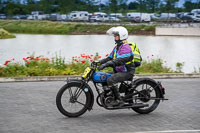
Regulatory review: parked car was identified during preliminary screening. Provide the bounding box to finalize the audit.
[151,13,176,21]
[12,15,20,19]
[90,14,102,22]
[133,16,141,22]
[108,17,120,22]
[27,15,34,20]
[19,15,28,19]
[126,12,141,19]
[179,12,195,22]
[140,13,151,22]
[110,13,123,18]
[193,13,200,22]
[49,13,62,21]
[0,14,6,19]
[93,12,109,22]
[151,13,160,20]
[191,9,200,14]
[69,11,89,21]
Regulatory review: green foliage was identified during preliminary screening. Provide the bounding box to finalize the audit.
[0,20,156,35]
[0,20,76,34]
[193,66,200,74]
[184,1,200,12]
[0,53,186,77]
[176,62,184,73]
[135,58,172,74]
[0,28,16,39]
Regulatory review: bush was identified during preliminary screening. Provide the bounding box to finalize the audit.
[176,62,184,73]
[0,53,184,77]
[135,58,172,74]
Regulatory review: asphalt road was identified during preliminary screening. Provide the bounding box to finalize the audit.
[0,78,200,133]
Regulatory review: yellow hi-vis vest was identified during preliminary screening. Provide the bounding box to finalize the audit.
[114,42,142,65]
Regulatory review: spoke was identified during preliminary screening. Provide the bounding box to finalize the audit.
[149,88,154,92]
[146,86,153,92]
[135,90,146,97]
[142,84,144,90]
[74,103,77,112]
[75,100,86,106]
[68,87,73,97]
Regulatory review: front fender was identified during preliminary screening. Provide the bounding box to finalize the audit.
[66,79,94,111]
[133,78,165,98]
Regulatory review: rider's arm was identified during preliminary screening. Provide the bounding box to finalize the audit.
[103,44,133,67]
[99,57,112,64]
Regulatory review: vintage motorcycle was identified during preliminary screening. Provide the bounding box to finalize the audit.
[56,62,168,117]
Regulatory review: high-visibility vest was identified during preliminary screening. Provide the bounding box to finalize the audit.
[114,42,142,66]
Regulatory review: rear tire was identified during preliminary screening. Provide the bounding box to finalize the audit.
[129,80,161,114]
[56,82,91,117]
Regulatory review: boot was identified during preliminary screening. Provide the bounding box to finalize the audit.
[110,84,124,107]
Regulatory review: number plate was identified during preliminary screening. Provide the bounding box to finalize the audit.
[82,67,91,78]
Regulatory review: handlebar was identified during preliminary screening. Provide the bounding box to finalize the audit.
[91,61,99,70]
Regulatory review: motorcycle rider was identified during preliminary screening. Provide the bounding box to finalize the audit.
[98,26,135,107]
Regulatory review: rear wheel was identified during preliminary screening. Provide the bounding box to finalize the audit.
[56,82,91,117]
[129,80,161,114]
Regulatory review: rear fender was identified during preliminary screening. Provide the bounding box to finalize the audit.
[133,78,165,98]
[65,79,94,111]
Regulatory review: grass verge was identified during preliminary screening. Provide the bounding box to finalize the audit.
[0,20,155,35]
[0,28,16,39]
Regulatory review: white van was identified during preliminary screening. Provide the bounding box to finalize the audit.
[128,13,151,22]
[93,12,109,22]
[126,12,141,19]
[191,9,200,14]
[140,13,151,22]
[110,13,123,18]
[69,11,89,21]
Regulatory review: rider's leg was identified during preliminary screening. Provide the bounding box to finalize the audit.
[107,72,133,106]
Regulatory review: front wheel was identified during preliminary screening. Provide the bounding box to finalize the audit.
[129,80,161,114]
[56,82,91,117]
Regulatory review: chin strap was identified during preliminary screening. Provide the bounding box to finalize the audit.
[115,40,127,46]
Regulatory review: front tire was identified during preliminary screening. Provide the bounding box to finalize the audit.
[56,82,91,117]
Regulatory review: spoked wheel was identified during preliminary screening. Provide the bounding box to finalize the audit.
[129,80,161,114]
[56,82,90,117]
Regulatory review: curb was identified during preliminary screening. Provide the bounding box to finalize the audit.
[0,73,200,83]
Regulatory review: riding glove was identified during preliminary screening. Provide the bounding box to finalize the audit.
[98,60,114,70]
[98,64,106,70]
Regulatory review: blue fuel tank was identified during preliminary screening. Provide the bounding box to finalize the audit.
[92,71,112,83]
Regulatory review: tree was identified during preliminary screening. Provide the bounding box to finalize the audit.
[162,0,179,13]
[109,0,119,13]
[118,0,128,13]
[128,2,139,10]
[83,0,99,12]
[58,0,76,13]
[136,0,147,13]
[146,0,160,12]
[184,1,197,12]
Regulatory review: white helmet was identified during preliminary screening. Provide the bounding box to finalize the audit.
[106,26,128,40]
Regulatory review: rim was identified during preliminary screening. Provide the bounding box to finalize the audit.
[133,83,158,110]
[61,86,87,114]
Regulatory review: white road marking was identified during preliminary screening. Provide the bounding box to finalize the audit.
[120,130,200,133]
